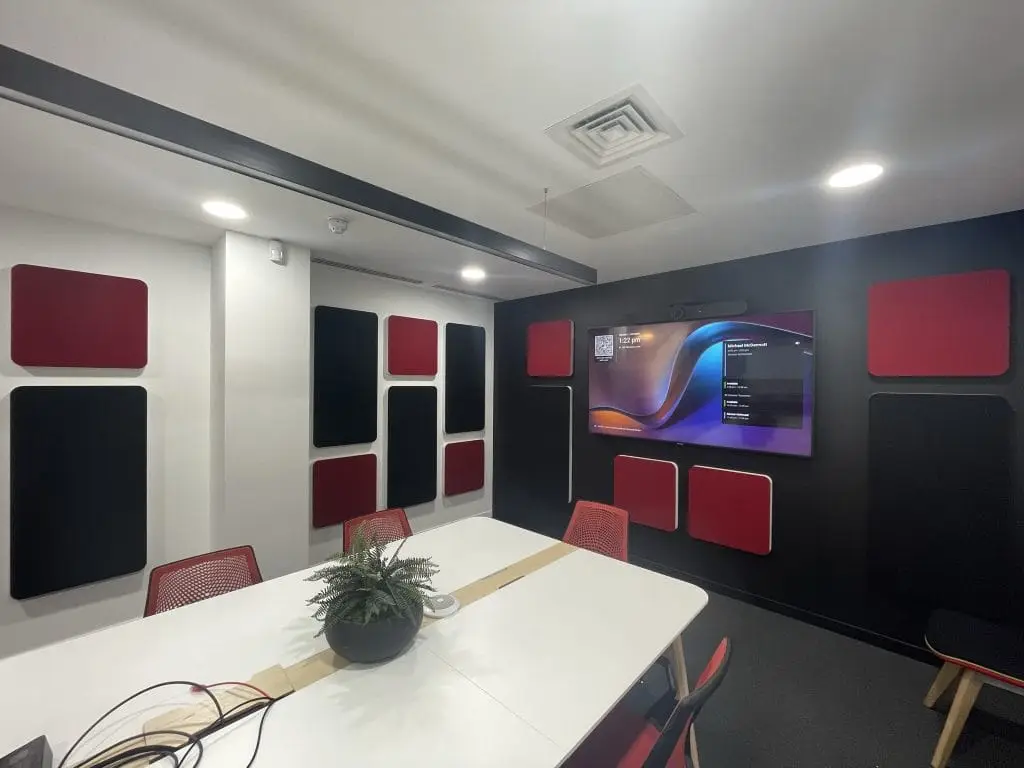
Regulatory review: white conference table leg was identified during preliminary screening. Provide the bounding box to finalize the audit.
[669,635,700,768]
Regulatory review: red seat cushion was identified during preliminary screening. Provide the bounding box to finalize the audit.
[926,609,1024,688]
[562,706,685,768]
[566,637,730,768]
[615,723,686,768]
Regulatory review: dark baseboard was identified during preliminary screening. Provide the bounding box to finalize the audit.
[632,555,937,666]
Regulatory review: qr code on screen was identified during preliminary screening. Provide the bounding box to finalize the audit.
[594,334,614,360]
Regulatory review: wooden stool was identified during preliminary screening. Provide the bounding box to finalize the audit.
[923,609,1024,768]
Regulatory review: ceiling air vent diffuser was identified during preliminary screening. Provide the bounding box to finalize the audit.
[545,85,682,168]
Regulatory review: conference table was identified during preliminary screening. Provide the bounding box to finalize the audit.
[0,517,708,766]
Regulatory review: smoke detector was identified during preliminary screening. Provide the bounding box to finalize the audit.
[545,85,682,168]
[327,217,350,235]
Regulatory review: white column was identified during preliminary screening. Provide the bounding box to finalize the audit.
[210,232,311,578]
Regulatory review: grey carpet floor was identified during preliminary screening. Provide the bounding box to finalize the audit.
[673,591,1024,768]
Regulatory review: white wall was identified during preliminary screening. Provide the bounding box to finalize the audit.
[211,232,311,579]
[309,263,494,565]
[0,206,211,658]
[0,214,492,658]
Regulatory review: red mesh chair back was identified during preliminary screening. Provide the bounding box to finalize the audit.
[643,637,732,768]
[144,546,262,617]
[563,500,629,561]
[343,508,412,552]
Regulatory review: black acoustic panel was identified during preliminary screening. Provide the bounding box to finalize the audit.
[313,306,378,447]
[504,386,573,529]
[445,323,486,434]
[868,394,1014,621]
[10,386,147,599]
[387,386,438,508]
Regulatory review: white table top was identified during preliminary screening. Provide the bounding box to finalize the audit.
[0,517,707,766]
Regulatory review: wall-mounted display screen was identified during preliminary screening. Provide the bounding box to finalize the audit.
[589,310,814,457]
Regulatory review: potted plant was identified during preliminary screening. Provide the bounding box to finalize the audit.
[306,533,439,663]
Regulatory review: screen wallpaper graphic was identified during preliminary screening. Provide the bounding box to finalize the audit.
[589,311,814,457]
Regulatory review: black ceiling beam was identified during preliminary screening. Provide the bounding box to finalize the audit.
[0,45,596,286]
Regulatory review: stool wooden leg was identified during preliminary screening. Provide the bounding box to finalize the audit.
[668,636,701,768]
[924,662,962,709]
[931,669,982,768]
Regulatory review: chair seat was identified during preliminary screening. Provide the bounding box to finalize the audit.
[926,609,1024,688]
[614,724,687,768]
[566,638,730,768]
[564,717,687,768]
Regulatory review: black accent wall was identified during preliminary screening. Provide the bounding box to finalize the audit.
[494,209,1024,655]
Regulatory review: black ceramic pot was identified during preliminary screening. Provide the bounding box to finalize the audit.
[323,603,424,663]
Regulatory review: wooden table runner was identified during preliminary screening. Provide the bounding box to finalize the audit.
[283,541,575,690]
[75,667,295,767]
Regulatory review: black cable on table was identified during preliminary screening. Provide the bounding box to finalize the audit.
[57,681,222,768]
[174,696,273,767]
[64,692,278,768]
[58,683,281,768]
[167,696,274,768]
[78,729,200,768]
[61,729,199,768]
[243,700,275,768]
[211,696,271,726]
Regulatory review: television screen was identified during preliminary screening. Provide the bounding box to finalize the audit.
[589,310,814,457]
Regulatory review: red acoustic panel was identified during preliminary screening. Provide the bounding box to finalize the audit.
[527,319,574,377]
[11,264,148,368]
[687,465,772,555]
[444,439,485,497]
[387,315,438,376]
[312,454,377,529]
[868,269,1010,377]
[613,455,679,531]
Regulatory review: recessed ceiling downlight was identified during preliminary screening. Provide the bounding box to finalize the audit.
[460,266,486,283]
[202,200,248,220]
[827,163,884,189]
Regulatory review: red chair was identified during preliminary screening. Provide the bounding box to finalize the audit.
[565,638,732,768]
[343,508,412,552]
[144,546,262,616]
[563,500,629,561]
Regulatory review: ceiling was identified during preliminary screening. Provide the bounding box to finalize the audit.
[0,98,579,300]
[2,0,1024,286]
